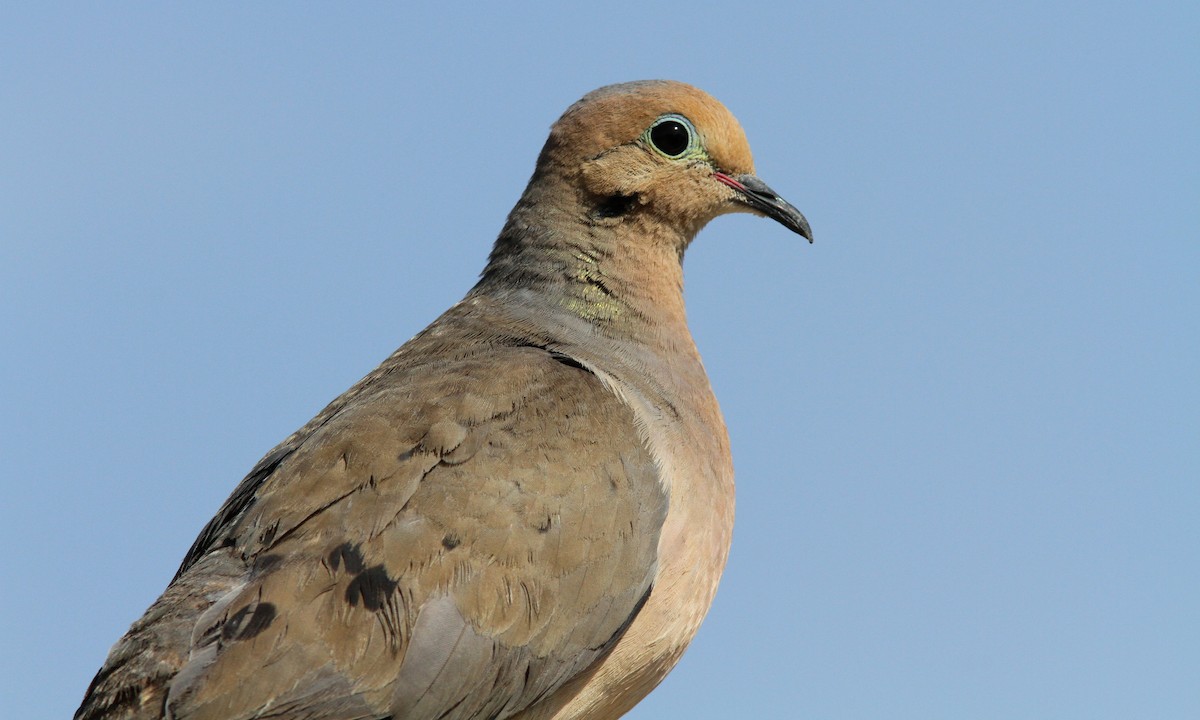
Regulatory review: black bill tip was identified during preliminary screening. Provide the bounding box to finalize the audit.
[715,172,813,243]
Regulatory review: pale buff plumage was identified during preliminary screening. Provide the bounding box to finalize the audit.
[77,80,811,720]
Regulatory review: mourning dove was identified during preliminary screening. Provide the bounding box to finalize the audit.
[76,79,812,720]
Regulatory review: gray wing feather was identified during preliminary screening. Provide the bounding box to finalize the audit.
[77,337,666,720]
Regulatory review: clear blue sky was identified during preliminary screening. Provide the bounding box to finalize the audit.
[3,3,1196,718]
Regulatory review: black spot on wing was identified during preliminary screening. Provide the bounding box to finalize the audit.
[327,542,366,574]
[345,565,398,612]
[257,519,279,546]
[252,553,284,576]
[222,602,277,641]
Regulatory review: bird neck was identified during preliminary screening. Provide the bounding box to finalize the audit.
[472,173,695,348]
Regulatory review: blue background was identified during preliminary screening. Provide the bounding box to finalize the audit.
[3,3,1196,718]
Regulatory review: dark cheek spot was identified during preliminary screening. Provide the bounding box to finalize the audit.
[593,193,637,219]
[345,566,398,612]
[442,533,460,550]
[222,602,277,641]
[536,516,552,533]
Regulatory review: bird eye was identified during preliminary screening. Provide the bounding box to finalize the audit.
[647,115,694,158]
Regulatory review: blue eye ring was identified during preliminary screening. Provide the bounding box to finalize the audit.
[645,114,697,158]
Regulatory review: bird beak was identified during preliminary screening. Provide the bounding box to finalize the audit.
[714,172,813,243]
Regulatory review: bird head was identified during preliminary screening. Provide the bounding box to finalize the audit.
[538,80,812,243]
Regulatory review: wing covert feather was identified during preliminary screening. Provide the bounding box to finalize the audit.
[83,343,667,720]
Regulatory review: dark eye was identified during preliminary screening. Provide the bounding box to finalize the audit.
[649,118,691,157]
